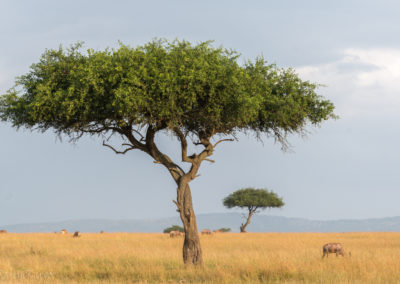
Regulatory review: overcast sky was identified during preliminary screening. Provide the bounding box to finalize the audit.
[1,0,400,225]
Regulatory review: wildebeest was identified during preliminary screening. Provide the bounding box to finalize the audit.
[61,229,67,235]
[73,231,81,238]
[322,243,345,258]
[201,229,212,235]
[99,230,104,234]
[0,229,7,234]
[169,230,183,238]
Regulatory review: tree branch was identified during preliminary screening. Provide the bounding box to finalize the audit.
[102,141,135,154]
[173,127,193,163]
[121,127,147,152]
[172,200,181,212]
[145,125,185,180]
[214,138,234,148]
[132,127,145,141]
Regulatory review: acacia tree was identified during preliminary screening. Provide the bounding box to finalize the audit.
[163,225,184,233]
[223,188,284,232]
[0,39,335,265]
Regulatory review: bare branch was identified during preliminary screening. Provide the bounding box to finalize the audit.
[172,200,181,212]
[204,158,215,163]
[132,128,145,139]
[121,127,147,152]
[102,141,135,154]
[173,127,193,163]
[214,138,234,148]
[82,125,123,134]
[144,126,186,179]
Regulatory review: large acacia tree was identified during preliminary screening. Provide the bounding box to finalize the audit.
[0,40,335,265]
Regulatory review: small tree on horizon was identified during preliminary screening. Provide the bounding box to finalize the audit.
[223,188,284,233]
[217,228,231,232]
[0,39,335,265]
[163,225,184,233]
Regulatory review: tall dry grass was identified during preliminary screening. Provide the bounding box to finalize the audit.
[0,232,399,283]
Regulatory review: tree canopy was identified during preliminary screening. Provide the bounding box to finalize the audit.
[223,188,284,232]
[0,39,335,148]
[223,188,284,211]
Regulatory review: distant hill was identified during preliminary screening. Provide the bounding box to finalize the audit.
[2,213,400,233]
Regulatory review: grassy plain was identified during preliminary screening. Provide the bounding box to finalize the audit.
[0,232,399,283]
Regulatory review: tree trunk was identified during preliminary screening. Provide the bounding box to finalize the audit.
[240,210,254,233]
[177,183,203,265]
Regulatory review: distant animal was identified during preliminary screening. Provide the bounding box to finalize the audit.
[322,243,345,258]
[0,230,7,234]
[201,229,212,235]
[73,231,81,238]
[169,230,183,238]
[100,230,104,234]
[61,229,67,235]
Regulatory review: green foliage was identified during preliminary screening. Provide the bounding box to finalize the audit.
[223,188,284,210]
[217,228,231,232]
[163,225,184,233]
[0,39,336,146]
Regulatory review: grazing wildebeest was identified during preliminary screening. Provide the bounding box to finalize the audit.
[201,229,212,235]
[169,230,183,238]
[99,230,104,234]
[0,230,7,234]
[322,243,345,258]
[61,229,67,235]
[73,231,81,238]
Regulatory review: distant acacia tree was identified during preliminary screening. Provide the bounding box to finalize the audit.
[0,39,335,265]
[164,225,184,233]
[223,188,284,232]
[216,228,231,232]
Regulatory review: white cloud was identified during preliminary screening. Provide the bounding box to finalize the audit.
[296,48,400,118]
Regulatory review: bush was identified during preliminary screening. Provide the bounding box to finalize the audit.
[163,225,184,233]
[217,228,231,232]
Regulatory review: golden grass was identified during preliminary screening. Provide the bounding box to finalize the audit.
[0,232,399,283]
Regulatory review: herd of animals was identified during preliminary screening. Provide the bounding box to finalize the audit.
[0,228,349,258]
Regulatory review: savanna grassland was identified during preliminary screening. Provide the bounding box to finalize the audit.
[0,232,399,283]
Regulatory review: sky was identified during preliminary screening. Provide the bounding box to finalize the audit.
[1,0,400,225]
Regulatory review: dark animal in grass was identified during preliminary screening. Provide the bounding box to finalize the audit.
[0,230,7,234]
[322,243,346,258]
[201,229,212,235]
[169,230,183,238]
[73,231,81,238]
